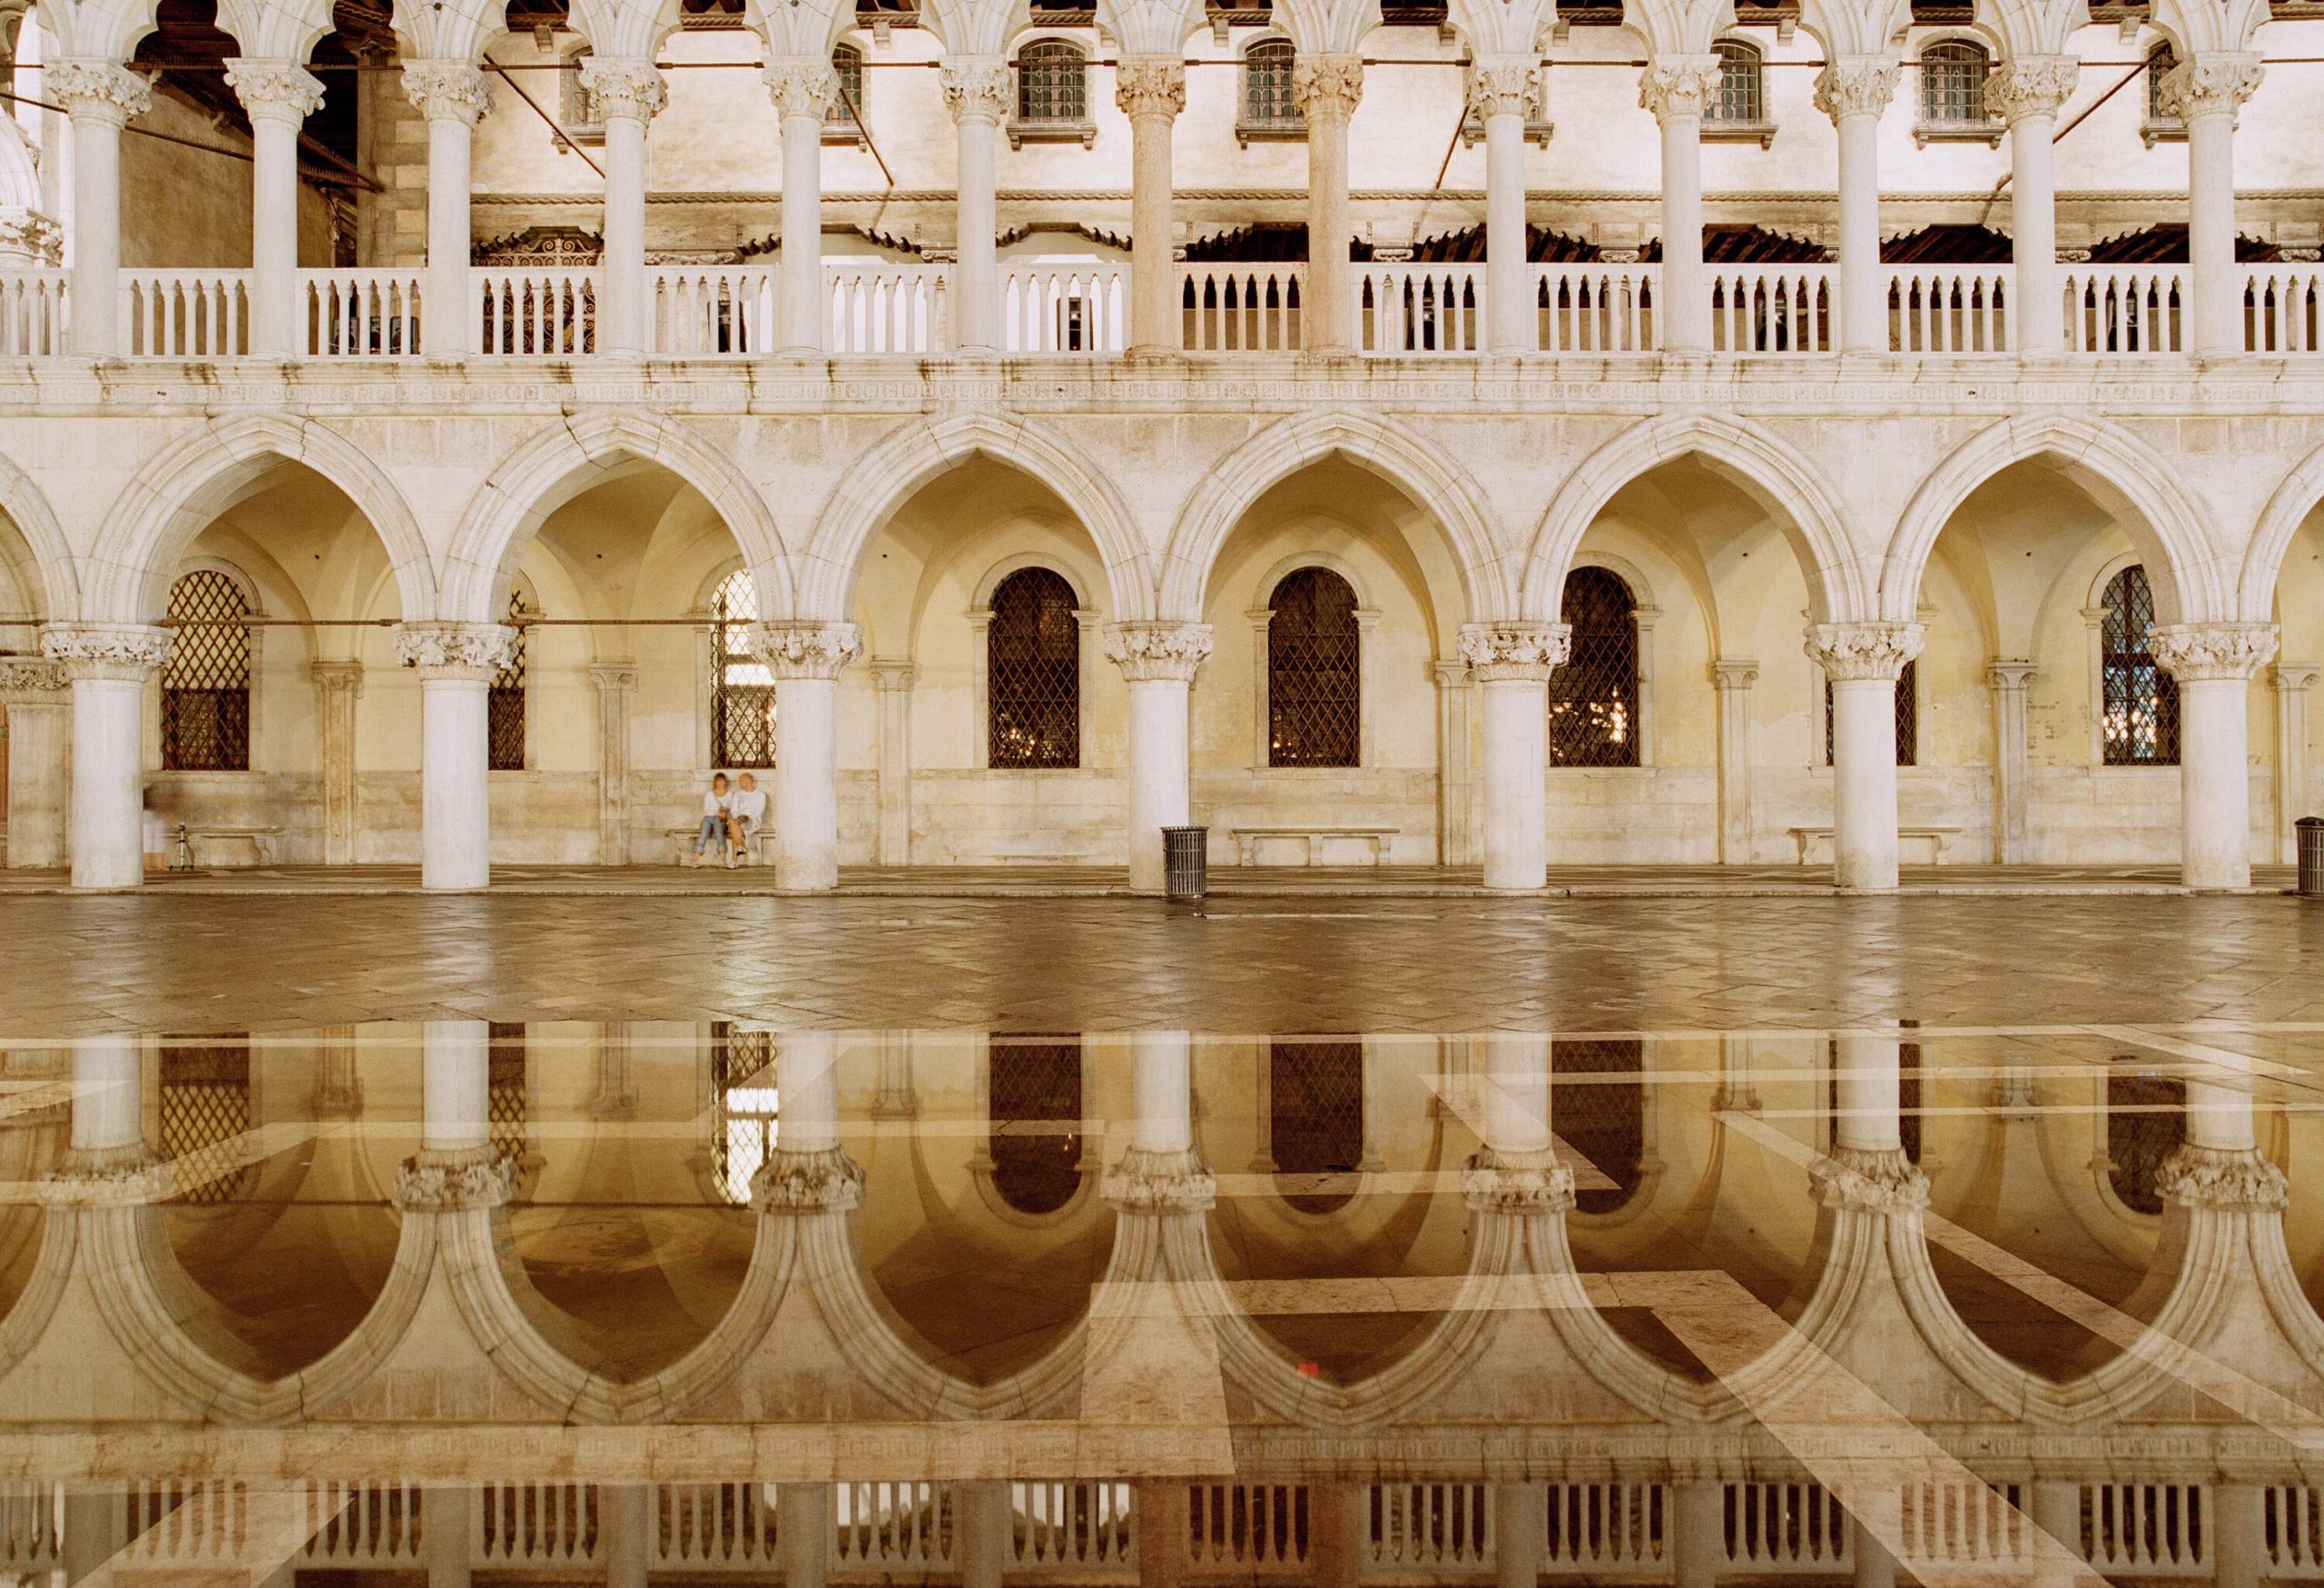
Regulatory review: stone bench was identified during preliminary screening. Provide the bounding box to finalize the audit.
[168,824,283,869]
[665,824,777,865]
[1227,825,1398,866]
[1788,824,1963,867]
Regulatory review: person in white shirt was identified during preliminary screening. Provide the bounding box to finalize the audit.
[727,772,768,868]
[689,774,733,867]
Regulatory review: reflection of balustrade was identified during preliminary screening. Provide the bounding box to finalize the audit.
[655,1482,780,1571]
[473,1481,599,1567]
[833,1480,952,1571]
[2082,1483,2209,1578]
[1187,1482,1309,1574]
[1723,1482,1851,1573]
[0,1482,61,1578]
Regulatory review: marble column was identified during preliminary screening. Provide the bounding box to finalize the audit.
[871,658,914,864]
[41,624,169,891]
[394,621,517,892]
[765,60,838,355]
[1669,1480,1724,1588]
[755,621,863,892]
[601,1484,648,1588]
[61,1490,127,1586]
[1136,1484,1188,1588]
[779,1486,831,1588]
[1638,56,1721,354]
[941,58,1009,352]
[1986,659,2035,863]
[1461,623,1569,892]
[1292,54,1363,356]
[400,62,491,359]
[47,61,152,360]
[1849,1487,1900,1588]
[2212,1484,2262,1588]
[1117,55,1185,357]
[1,656,70,869]
[1494,1484,1547,1588]
[1433,658,1472,864]
[579,58,667,358]
[1806,622,1924,892]
[955,1482,1009,1588]
[1308,1486,1365,1588]
[1813,58,1896,354]
[2160,55,2264,357]
[1710,657,1757,863]
[2149,622,2275,891]
[1470,58,1535,354]
[312,660,362,866]
[424,1487,472,1588]
[588,663,636,865]
[225,60,325,358]
[1104,622,1212,894]
[2273,661,2316,862]
[1985,59,2076,353]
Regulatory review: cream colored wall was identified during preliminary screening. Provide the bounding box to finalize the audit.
[114,90,337,270]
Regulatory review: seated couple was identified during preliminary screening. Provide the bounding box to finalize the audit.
[690,772,766,869]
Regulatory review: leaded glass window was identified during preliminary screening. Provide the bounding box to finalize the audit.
[1823,659,1918,767]
[830,43,863,127]
[162,569,251,772]
[1918,40,1994,127]
[1556,1039,1643,1215]
[161,1037,257,1205]
[711,568,776,769]
[1267,567,1360,768]
[988,567,1080,769]
[712,1021,778,1207]
[2146,44,2178,123]
[1016,41,1087,124]
[488,590,529,773]
[1709,40,1762,124]
[1550,567,1640,767]
[1269,1039,1364,1214]
[1244,39,1300,127]
[988,1035,1083,1216]
[2101,565,2179,765]
[2106,1070,2184,1214]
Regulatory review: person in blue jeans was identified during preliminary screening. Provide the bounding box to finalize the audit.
[689,773,734,867]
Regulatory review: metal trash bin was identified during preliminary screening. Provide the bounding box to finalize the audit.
[2299,816,2324,897]
[1162,825,1208,901]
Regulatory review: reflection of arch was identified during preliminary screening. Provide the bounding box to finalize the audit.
[981,1035,1088,1218]
[1556,1040,1646,1217]
[2238,439,2324,620]
[1268,1038,1365,1214]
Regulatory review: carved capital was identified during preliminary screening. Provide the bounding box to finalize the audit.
[223,59,326,123]
[46,61,154,124]
[1709,656,1759,692]
[2155,1142,2290,1212]
[0,655,70,695]
[39,1144,172,1206]
[1813,57,1897,123]
[1637,54,1723,123]
[1809,1145,1930,1213]
[1459,622,1571,682]
[1103,1147,1216,1212]
[310,659,364,696]
[2147,621,2279,684]
[1113,54,1186,120]
[1986,657,2038,692]
[751,621,863,680]
[1805,621,1925,683]
[1462,1146,1577,1213]
[2158,54,2262,122]
[940,57,1012,123]
[764,58,840,122]
[0,210,63,266]
[751,1145,865,1210]
[1103,621,1212,683]
[401,59,491,125]
[394,621,517,678]
[41,624,170,682]
[394,1147,516,1211]
[1291,53,1363,120]
[577,55,667,123]
[1465,57,1538,123]
[1984,55,2078,123]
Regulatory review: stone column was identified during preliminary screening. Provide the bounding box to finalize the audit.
[1806,623,1924,893]
[1460,623,1569,892]
[424,1487,472,1588]
[2212,1483,2262,1588]
[1308,1486,1365,1588]
[1494,1484,1545,1588]
[311,660,362,866]
[1849,1490,1899,1588]
[2029,1482,2078,1564]
[40,624,168,891]
[1104,622,1212,894]
[1710,657,1757,863]
[1986,659,2035,863]
[48,62,152,360]
[778,1485,831,1588]
[2160,55,2263,357]
[765,60,837,355]
[2148,622,2275,891]
[942,58,1009,352]
[588,663,635,865]
[956,1482,1009,1588]
[224,60,324,358]
[601,1484,648,1588]
[754,621,863,892]
[1984,58,2076,353]
[61,1489,128,1586]
[2273,661,2316,861]
[1292,54,1363,357]
[1433,659,1472,864]
[393,622,517,892]
[1470,57,1535,354]
[1,656,70,869]
[580,58,666,358]
[1116,56,1185,357]
[872,658,914,865]
[1669,1480,1724,1588]
[1638,56,1720,355]
[1137,1484,1188,1588]
[1813,58,1896,355]
[401,62,490,359]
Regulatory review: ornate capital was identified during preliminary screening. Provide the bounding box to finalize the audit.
[1465,57,1539,123]
[1113,54,1186,120]
[1809,1145,1930,1213]
[2155,1142,2290,1212]
[1462,1147,1576,1214]
[1805,621,1925,683]
[752,1145,865,1211]
[0,655,70,695]
[401,59,491,125]
[310,659,364,697]
[1983,55,2078,123]
[223,59,326,123]
[2158,54,2263,123]
[764,58,840,122]
[2147,621,2279,684]
[0,210,63,266]
[941,56,1012,123]
[1812,57,1897,123]
[395,621,517,677]
[2275,662,2322,693]
[39,1144,172,1207]
[1986,657,2038,692]
[41,623,170,681]
[1709,656,1759,692]
[46,61,154,124]
[1637,54,1722,123]
[1291,53,1364,120]
[1103,1147,1216,1213]
[578,55,667,123]
[1459,622,1571,682]
[752,621,863,680]
[1103,621,1212,683]
[394,1147,516,1211]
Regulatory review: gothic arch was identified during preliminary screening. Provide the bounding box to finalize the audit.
[2239,439,2324,621]
[0,447,77,622]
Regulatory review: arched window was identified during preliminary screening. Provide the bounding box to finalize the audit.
[1243,39,1301,129]
[1824,660,1918,767]
[710,567,776,768]
[162,568,251,772]
[1550,567,1640,767]
[2106,1069,2184,1214]
[830,43,863,128]
[2100,564,2179,765]
[160,1036,257,1205]
[1918,40,1994,126]
[1269,1038,1364,1214]
[987,567,1080,769]
[561,43,604,139]
[2145,42,2179,124]
[988,1035,1084,1216]
[1267,567,1360,767]
[1708,39,1763,125]
[711,1021,777,1207]
[1556,1039,1643,1215]
[488,588,529,772]
[1016,41,1088,124]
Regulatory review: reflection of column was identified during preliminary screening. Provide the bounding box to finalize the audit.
[425,1488,472,1588]
[1137,1484,1187,1588]
[1986,659,2035,864]
[764,60,837,355]
[1115,56,1184,357]
[42,624,170,891]
[2030,1483,2078,1571]
[1,656,70,869]
[1849,1488,1899,1588]
[1832,1024,1903,1156]
[602,1484,648,1588]
[872,659,914,865]
[1308,1486,1365,1588]
[61,1491,127,1586]
[1433,660,1472,865]
[1292,54,1363,357]
[2213,1484,2262,1588]
[589,1023,636,1119]
[1670,1482,1724,1588]
[956,1482,1009,1588]
[2272,662,2316,862]
[1461,623,1567,891]
[588,663,636,865]
[1639,57,1721,354]
[779,1485,831,1588]
[312,661,363,866]
[1710,657,1758,863]
[1129,1031,1193,1158]
[756,622,864,893]
[396,623,517,892]
[1494,1484,1544,1588]
[71,1035,147,1160]
[420,1020,490,1155]
[1105,623,1212,894]
[313,1025,364,1118]
[2149,623,2276,891]
[1984,59,2076,353]
[1806,623,1924,893]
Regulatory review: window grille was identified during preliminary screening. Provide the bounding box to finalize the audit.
[1267,567,1361,768]
[2146,44,2178,122]
[830,44,863,126]
[1269,1038,1364,1214]
[988,1035,1084,1216]
[488,591,529,772]
[1016,41,1088,123]
[710,568,777,768]
[711,1021,778,1206]
[988,567,1081,769]
[1918,40,1994,126]
[2101,565,2179,765]
[2106,1070,2185,1214]
[1243,39,1301,127]
[562,45,602,133]
[1550,567,1640,767]
[487,1022,528,1165]
[160,1038,258,1205]
[1823,658,1918,767]
[1709,40,1762,124]
[162,569,251,772]
[1556,1039,1643,1214]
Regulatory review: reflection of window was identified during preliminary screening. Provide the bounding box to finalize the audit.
[1556,1040,1643,1214]
[2106,1070,2185,1214]
[1269,1039,1364,1214]
[829,44,863,128]
[1242,39,1300,129]
[161,1037,257,1204]
[162,569,251,772]
[711,568,776,769]
[1550,567,1639,767]
[1824,659,1918,767]
[713,1021,778,1206]
[988,568,1080,769]
[1016,41,1087,123]
[2101,565,2178,765]
[1918,40,1993,126]
[988,1035,1083,1216]
[487,1022,527,1163]
[488,589,529,772]
[1267,567,1360,768]
[1708,40,1762,124]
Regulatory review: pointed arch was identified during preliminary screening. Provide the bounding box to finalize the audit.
[2239,439,2324,621]
[1882,412,2227,626]
[1160,409,1508,622]
[0,448,78,623]
[85,415,437,624]
[801,411,1153,621]
[444,411,792,624]
[1523,413,1865,624]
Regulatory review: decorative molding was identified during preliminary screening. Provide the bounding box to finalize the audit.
[576,56,667,123]
[1636,55,1723,124]
[45,61,154,123]
[1813,58,1898,123]
[0,656,69,695]
[1102,621,1212,682]
[764,59,841,122]
[392,621,518,676]
[1459,622,1571,682]
[40,624,170,681]
[1984,55,2080,123]
[940,58,1011,123]
[751,1145,865,1210]
[2146,621,2279,683]
[1290,53,1364,121]
[401,60,492,126]
[1113,54,1187,120]
[751,621,863,680]
[1804,621,1925,683]
[2158,54,2264,122]
[393,1148,516,1211]
[223,59,326,123]
[0,211,62,266]
[1102,1147,1216,1212]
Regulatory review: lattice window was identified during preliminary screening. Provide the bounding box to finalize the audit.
[162,569,251,772]
[1823,659,1918,767]
[988,1035,1084,1216]
[161,1038,258,1204]
[988,568,1081,769]
[487,1022,527,1163]
[712,1021,777,1207]
[1016,41,1088,123]
[830,44,863,126]
[2101,565,2179,765]
[1556,1039,1643,1215]
[488,590,530,773]
[1267,567,1360,768]
[2106,1070,2185,1214]
[1243,39,1301,127]
[710,568,777,769]
[1269,1039,1364,1214]
[2146,44,2178,122]
[1709,40,1763,124]
[1550,567,1640,767]
[1918,40,1994,126]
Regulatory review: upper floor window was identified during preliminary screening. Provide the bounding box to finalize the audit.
[1708,40,1763,126]
[2100,564,2179,766]
[988,567,1081,769]
[1825,660,1918,767]
[488,588,529,773]
[829,43,863,130]
[1918,40,1994,127]
[710,567,776,769]
[559,44,604,144]
[1241,38,1302,133]
[2142,43,2184,143]
[1267,567,1360,768]
[162,567,251,772]
[1015,40,1088,128]
[1550,567,1640,767]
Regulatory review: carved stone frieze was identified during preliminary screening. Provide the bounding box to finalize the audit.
[940,58,1012,123]
[2155,1142,2290,1212]
[46,62,154,124]
[401,60,492,126]
[41,624,171,682]
[577,56,668,123]
[1114,55,1187,120]
[1291,54,1364,120]
[224,59,327,123]
[1809,1145,1931,1213]
[764,60,841,122]
[751,621,864,680]
[394,1147,517,1211]
[2157,54,2264,122]
[394,622,519,677]
[1462,1146,1577,1213]
[1636,56,1723,123]
[1984,56,2080,123]
[1813,59,1898,123]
